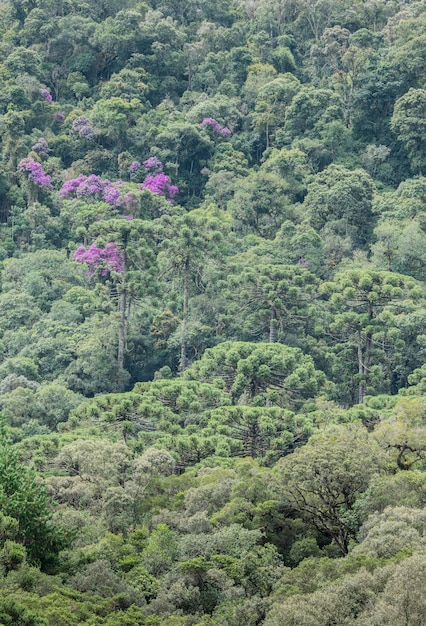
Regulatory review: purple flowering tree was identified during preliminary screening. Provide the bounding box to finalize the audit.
[19,158,52,189]
[140,174,179,202]
[19,157,52,203]
[39,89,53,103]
[74,241,126,367]
[75,216,155,371]
[128,161,140,174]
[31,138,49,158]
[143,156,163,173]
[74,242,124,277]
[139,157,179,203]
[60,175,123,206]
[71,117,95,141]
[200,118,231,138]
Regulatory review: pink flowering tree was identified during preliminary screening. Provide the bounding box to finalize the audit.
[19,158,52,188]
[60,176,138,239]
[140,174,179,202]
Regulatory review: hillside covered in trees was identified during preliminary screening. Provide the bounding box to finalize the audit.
[1,0,426,623]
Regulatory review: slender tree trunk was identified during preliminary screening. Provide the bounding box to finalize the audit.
[358,333,372,404]
[358,302,374,404]
[118,278,126,370]
[269,307,277,343]
[180,256,190,372]
[358,341,365,405]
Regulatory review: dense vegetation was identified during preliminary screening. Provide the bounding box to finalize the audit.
[0,0,426,622]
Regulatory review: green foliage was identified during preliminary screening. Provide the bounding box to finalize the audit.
[304,164,375,249]
[274,424,384,554]
[1,0,426,622]
[0,429,69,567]
[185,341,327,410]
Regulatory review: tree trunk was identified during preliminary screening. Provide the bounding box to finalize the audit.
[269,307,277,343]
[118,279,126,370]
[358,336,365,405]
[180,256,190,372]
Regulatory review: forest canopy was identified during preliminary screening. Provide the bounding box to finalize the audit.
[0,0,426,623]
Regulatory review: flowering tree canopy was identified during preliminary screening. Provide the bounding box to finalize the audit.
[200,118,231,137]
[31,137,49,157]
[74,242,125,276]
[71,117,95,140]
[39,88,52,103]
[140,173,179,202]
[143,156,163,173]
[128,161,140,173]
[139,157,178,202]
[18,157,52,189]
[60,175,123,206]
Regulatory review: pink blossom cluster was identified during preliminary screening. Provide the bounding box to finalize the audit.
[31,137,49,157]
[200,118,231,137]
[39,88,52,103]
[74,242,124,276]
[71,117,94,140]
[19,157,52,189]
[140,173,179,202]
[59,175,123,206]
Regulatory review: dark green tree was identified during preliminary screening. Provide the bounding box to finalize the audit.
[0,422,68,567]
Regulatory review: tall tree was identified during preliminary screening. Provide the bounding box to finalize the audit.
[154,208,230,371]
[321,268,422,403]
[226,263,319,344]
[274,424,383,555]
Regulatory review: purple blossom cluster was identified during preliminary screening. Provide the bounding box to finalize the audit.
[19,157,52,189]
[59,175,123,206]
[138,157,178,201]
[31,137,49,157]
[74,242,124,276]
[143,156,163,173]
[71,117,95,141]
[39,88,53,103]
[128,161,140,173]
[55,112,65,122]
[140,173,179,202]
[200,117,231,137]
